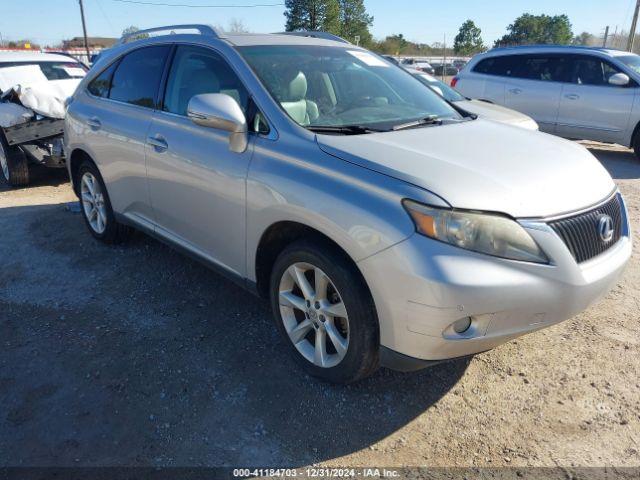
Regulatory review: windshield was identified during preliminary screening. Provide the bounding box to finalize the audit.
[414,74,466,102]
[0,61,87,80]
[239,45,460,130]
[617,55,640,75]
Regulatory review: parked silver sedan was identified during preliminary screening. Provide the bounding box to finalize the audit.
[407,68,538,130]
[64,26,631,383]
[454,45,640,158]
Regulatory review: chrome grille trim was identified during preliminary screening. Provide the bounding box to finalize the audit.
[548,194,624,264]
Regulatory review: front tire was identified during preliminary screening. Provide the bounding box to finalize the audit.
[78,161,132,244]
[0,131,29,187]
[270,240,379,383]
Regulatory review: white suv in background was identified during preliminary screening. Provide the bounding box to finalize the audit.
[453,46,640,158]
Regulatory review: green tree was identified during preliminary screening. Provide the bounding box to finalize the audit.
[121,26,149,41]
[339,0,374,46]
[572,31,597,46]
[494,14,573,47]
[454,20,485,55]
[284,0,341,34]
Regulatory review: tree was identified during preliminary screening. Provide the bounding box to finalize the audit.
[284,0,341,34]
[339,0,374,46]
[121,26,149,41]
[572,31,597,46]
[494,14,573,47]
[228,18,250,33]
[454,20,485,55]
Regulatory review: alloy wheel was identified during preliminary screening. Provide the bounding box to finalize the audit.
[80,172,108,234]
[278,262,350,368]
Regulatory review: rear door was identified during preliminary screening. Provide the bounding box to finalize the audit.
[556,54,636,143]
[144,44,255,276]
[503,54,568,133]
[80,45,171,225]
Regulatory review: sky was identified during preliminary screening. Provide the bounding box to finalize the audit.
[0,0,638,47]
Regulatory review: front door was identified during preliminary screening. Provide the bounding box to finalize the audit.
[556,55,636,144]
[145,44,254,276]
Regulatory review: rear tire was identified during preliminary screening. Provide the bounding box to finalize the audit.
[269,239,379,384]
[0,131,30,187]
[633,131,640,160]
[78,161,132,244]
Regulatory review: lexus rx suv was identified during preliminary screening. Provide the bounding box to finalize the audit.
[64,26,632,383]
[453,45,640,158]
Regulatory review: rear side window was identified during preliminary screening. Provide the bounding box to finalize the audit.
[511,55,570,82]
[474,54,569,82]
[473,56,519,76]
[109,45,170,108]
[87,62,118,98]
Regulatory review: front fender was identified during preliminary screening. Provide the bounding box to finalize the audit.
[245,135,446,281]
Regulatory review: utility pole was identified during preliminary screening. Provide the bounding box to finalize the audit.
[442,33,447,82]
[78,0,91,63]
[603,26,609,47]
[628,0,640,52]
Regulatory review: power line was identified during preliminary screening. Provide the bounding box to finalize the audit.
[111,0,284,7]
[94,0,117,34]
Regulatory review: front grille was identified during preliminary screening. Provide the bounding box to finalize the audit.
[548,194,623,263]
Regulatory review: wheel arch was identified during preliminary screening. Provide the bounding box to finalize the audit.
[68,148,97,195]
[253,220,371,300]
[629,118,640,148]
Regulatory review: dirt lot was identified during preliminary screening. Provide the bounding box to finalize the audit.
[0,142,639,468]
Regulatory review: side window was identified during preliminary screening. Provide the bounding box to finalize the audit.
[569,55,625,86]
[163,45,249,116]
[473,55,519,77]
[87,61,118,98]
[109,45,170,108]
[512,55,570,82]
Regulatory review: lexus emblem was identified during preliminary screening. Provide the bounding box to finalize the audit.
[597,214,614,243]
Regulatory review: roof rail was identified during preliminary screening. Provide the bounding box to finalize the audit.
[490,44,617,52]
[116,24,224,45]
[278,31,351,44]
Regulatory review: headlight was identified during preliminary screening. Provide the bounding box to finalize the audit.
[403,200,548,263]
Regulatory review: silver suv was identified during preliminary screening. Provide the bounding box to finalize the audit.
[64,26,631,383]
[453,45,640,157]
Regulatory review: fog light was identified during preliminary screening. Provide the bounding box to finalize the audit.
[452,317,472,334]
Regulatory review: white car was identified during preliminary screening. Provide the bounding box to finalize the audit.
[453,45,640,158]
[0,51,87,185]
[408,69,538,130]
[401,57,435,74]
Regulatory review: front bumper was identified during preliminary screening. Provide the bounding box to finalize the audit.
[358,200,632,366]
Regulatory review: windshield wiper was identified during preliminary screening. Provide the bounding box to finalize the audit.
[392,115,442,131]
[307,125,387,135]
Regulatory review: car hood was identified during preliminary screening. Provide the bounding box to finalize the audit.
[456,99,538,130]
[316,119,615,218]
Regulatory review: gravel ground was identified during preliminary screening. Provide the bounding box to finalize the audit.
[0,142,638,468]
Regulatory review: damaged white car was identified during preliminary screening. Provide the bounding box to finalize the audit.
[0,51,86,186]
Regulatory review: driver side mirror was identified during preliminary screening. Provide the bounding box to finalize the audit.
[187,93,248,153]
[609,73,630,87]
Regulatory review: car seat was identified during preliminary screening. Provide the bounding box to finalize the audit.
[280,71,319,125]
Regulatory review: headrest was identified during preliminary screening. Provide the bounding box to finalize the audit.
[288,72,307,102]
[187,68,220,93]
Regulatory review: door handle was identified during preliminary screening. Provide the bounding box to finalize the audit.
[147,135,168,151]
[508,88,522,94]
[564,93,580,100]
[86,117,101,129]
